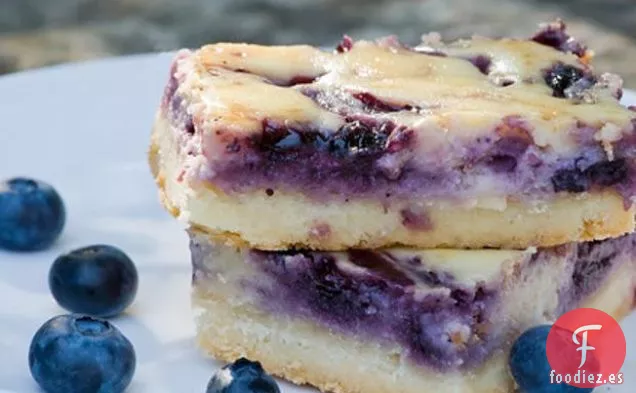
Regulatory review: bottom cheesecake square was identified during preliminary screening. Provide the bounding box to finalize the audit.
[188,230,636,393]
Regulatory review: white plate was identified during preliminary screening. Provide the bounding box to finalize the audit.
[0,54,634,392]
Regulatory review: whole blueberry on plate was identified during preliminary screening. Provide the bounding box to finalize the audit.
[29,314,135,393]
[0,177,65,251]
[207,358,280,393]
[49,245,138,318]
[509,325,593,393]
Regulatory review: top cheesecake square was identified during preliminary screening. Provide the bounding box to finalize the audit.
[150,21,636,251]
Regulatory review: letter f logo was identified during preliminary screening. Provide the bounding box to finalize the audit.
[572,324,602,368]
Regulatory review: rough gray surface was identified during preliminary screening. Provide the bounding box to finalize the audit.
[1,0,635,85]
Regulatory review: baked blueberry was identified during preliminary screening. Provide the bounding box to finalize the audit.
[551,167,589,193]
[551,159,628,193]
[29,315,136,393]
[544,63,585,98]
[509,325,593,393]
[49,245,138,318]
[0,177,65,251]
[328,121,388,157]
[585,159,628,187]
[257,122,320,153]
[206,358,280,393]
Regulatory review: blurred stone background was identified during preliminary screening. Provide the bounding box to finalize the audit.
[0,0,635,85]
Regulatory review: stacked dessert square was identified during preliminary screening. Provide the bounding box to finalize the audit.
[150,21,636,393]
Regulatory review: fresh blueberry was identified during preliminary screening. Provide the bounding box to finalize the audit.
[49,245,138,318]
[0,177,65,251]
[29,314,136,393]
[206,358,280,393]
[509,325,593,393]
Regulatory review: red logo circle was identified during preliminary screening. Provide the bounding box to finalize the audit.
[546,308,626,388]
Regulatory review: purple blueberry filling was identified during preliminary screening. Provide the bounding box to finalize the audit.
[556,233,636,314]
[162,62,180,111]
[466,55,492,75]
[274,75,324,88]
[400,208,432,231]
[189,233,634,371]
[352,92,420,113]
[195,113,634,203]
[531,20,587,58]
[247,249,498,370]
[255,118,394,158]
[479,116,534,173]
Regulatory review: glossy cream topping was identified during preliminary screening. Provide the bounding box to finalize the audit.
[171,35,634,157]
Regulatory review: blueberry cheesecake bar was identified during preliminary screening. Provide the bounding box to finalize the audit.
[190,229,636,393]
[150,21,636,250]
